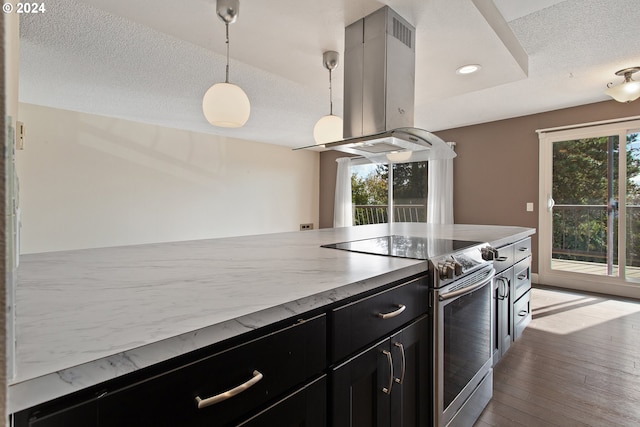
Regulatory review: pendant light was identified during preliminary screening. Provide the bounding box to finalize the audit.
[202,0,250,128]
[314,51,343,145]
[605,67,640,103]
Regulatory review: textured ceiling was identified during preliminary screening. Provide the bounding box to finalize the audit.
[18,0,640,148]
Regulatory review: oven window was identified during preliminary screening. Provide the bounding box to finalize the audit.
[443,284,491,409]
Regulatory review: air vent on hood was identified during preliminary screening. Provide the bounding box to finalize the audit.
[392,17,412,48]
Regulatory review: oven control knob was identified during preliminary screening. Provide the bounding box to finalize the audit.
[452,261,463,276]
[438,263,454,280]
[481,246,498,261]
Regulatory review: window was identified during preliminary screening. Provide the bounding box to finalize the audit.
[351,161,428,225]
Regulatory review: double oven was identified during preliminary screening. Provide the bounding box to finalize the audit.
[323,234,496,427]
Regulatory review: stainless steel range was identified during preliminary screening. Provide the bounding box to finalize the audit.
[429,244,495,427]
[323,235,495,427]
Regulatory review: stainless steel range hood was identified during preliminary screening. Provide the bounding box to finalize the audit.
[297,6,455,162]
[323,127,454,163]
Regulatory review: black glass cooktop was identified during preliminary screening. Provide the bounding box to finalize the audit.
[322,235,482,260]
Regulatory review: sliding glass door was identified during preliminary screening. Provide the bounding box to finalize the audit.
[626,130,640,280]
[539,120,640,294]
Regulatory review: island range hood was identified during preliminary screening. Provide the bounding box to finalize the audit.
[298,6,455,163]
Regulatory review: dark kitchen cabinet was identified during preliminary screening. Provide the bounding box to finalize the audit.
[512,242,532,340]
[13,398,97,427]
[331,315,430,427]
[98,314,326,427]
[237,375,326,427]
[330,275,428,363]
[492,266,513,364]
[14,273,432,427]
[514,288,532,339]
[14,314,326,427]
[492,237,532,366]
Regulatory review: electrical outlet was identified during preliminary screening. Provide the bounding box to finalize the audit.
[16,121,24,150]
[300,223,314,231]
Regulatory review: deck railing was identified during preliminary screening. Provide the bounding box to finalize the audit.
[353,204,427,225]
[552,204,640,267]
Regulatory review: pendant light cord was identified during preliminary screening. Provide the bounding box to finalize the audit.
[328,68,333,115]
[225,22,230,83]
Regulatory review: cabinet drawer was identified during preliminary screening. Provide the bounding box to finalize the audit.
[13,398,97,427]
[514,238,532,264]
[238,375,326,427]
[514,290,531,340]
[330,276,428,363]
[100,314,326,427]
[513,257,531,301]
[493,244,514,274]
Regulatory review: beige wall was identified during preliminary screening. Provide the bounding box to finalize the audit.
[17,104,320,253]
[319,100,640,274]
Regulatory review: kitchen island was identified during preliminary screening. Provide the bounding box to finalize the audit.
[9,223,534,423]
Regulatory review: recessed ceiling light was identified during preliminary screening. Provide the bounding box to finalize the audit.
[456,64,481,75]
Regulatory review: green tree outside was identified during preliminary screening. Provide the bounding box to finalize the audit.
[351,162,428,225]
[552,133,640,267]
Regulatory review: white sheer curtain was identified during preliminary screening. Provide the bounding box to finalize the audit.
[427,143,455,224]
[334,157,353,227]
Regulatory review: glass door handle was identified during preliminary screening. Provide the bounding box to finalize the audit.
[547,195,555,212]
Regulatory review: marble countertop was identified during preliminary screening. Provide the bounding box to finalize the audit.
[9,223,534,413]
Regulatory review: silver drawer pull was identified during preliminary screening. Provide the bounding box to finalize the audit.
[517,274,527,280]
[518,247,528,252]
[378,304,406,319]
[394,342,406,385]
[381,350,394,394]
[195,370,263,409]
[518,310,528,317]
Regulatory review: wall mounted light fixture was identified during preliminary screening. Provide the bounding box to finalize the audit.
[202,0,250,128]
[314,51,343,145]
[605,67,640,103]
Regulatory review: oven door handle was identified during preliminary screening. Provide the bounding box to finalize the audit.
[438,268,496,301]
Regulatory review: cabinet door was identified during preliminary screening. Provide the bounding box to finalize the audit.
[238,375,326,427]
[514,290,532,340]
[389,316,429,427]
[331,338,392,427]
[492,267,513,365]
[492,278,501,364]
[331,316,430,427]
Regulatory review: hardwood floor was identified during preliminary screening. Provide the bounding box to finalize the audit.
[474,285,640,427]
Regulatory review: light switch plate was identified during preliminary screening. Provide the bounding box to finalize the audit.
[526,202,534,212]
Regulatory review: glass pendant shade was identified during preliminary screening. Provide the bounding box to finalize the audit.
[314,114,343,144]
[202,82,251,128]
[605,67,640,103]
[605,80,640,103]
